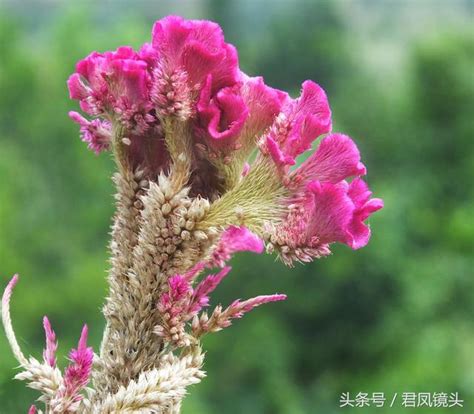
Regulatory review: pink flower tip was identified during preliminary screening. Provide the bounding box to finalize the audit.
[42,316,58,367]
[28,406,37,414]
[2,274,19,308]
[78,324,89,350]
[7,274,19,289]
[63,324,93,397]
[228,293,287,320]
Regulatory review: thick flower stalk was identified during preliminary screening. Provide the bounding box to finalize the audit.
[1,15,382,413]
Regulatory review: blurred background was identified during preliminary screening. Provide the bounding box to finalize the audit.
[0,0,473,413]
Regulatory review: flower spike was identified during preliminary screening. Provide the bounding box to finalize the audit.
[42,316,58,368]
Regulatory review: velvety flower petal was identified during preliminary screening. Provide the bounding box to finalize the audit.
[221,226,264,254]
[295,133,366,185]
[240,75,286,141]
[198,43,240,93]
[208,226,263,268]
[67,73,90,100]
[263,80,331,169]
[152,16,239,91]
[345,178,384,249]
[285,80,332,158]
[138,42,159,65]
[75,51,108,91]
[196,76,249,145]
[307,181,354,245]
[71,47,151,116]
[109,58,149,102]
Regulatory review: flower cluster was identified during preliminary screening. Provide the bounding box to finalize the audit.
[154,225,283,348]
[1,276,93,414]
[2,15,383,414]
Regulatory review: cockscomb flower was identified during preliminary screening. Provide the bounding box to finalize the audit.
[196,79,249,148]
[149,15,239,123]
[264,132,382,265]
[194,74,285,181]
[3,15,383,413]
[151,15,240,100]
[68,46,151,119]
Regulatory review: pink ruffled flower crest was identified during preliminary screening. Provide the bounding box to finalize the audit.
[345,178,385,249]
[195,74,285,162]
[263,80,332,170]
[150,16,241,124]
[196,76,249,149]
[292,133,367,188]
[268,177,382,265]
[151,16,239,93]
[68,46,155,134]
[240,75,287,141]
[69,47,145,110]
[306,178,383,249]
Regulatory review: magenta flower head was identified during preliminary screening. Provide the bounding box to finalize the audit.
[152,16,238,87]
[67,15,382,265]
[68,47,151,119]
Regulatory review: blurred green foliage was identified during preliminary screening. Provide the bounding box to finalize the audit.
[0,1,473,413]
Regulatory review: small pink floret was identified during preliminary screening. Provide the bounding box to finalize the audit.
[63,324,93,397]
